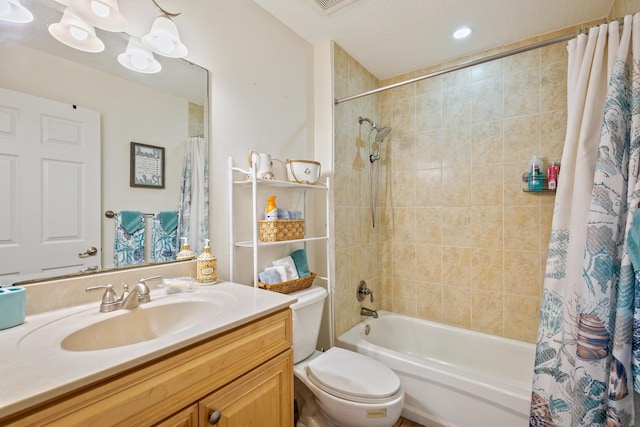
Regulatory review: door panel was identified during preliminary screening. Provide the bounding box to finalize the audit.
[0,88,100,282]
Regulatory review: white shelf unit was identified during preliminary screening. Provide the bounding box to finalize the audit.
[227,157,331,291]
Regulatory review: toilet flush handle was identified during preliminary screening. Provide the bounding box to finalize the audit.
[357,280,374,303]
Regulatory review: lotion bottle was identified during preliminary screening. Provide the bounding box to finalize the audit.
[197,239,217,284]
[176,237,195,260]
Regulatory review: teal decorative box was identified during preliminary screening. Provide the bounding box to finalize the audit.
[0,287,26,330]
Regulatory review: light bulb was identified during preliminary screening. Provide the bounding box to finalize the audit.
[155,33,174,54]
[90,0,110,18]
[131,51,148,70]
[0,0,11,17]
[69,26,89,41]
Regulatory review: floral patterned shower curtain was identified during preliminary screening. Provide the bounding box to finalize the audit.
[531,14,640,427]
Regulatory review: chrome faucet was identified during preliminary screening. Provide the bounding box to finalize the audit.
[360,307,378,319]
[86,283,138,312]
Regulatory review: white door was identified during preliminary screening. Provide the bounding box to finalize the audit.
[0,88,100,283]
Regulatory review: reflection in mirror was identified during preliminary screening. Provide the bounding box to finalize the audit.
[0,0,209,285]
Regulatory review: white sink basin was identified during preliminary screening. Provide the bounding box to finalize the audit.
[18,291,238,352]
[61,300,218,351]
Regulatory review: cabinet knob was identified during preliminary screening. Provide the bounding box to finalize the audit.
[208,410,222,425]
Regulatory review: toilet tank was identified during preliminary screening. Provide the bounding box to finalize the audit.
[289,286,327,363]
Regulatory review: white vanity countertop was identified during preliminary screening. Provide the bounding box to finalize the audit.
[0,281,296,418]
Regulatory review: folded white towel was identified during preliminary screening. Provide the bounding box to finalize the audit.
[259,266,287,284]
[272,256,299,281]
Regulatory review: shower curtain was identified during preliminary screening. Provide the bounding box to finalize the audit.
[178,136,209,256]
[530,15,640,427]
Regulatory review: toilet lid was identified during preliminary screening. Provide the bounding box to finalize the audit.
[305,347,400,403]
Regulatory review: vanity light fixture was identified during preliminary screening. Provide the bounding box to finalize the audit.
[453,26,472,39]
[70,0,127,32]
[0,0,33,23]
[141,0,187,58]
[117,36,161,74]
[48,7,105,53]
[142,14,187,58]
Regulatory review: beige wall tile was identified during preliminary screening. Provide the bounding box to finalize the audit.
[416,244,442,283]
[392,278,418,316]
[442,247,471,287]
[471,76,504,123]
[504,115,541,163]
[504,250,542,296]
[472,290,504,335]
[392,242,416,280]
[393,207,416,243]
[541,62,568,113]
[416,169,442,207]
[504,294,541,342]
[442,84,471,127]
[471,164,504,207]
[416,207,442,245]
[504,69,541,118]
[443,286,472,327]
[416,130,443,170]
[504,206,540,251]
[442,207,472,247]
[471,248,504,292]
[417,282,443,321]
[471,206,503,249]
[471,120,503,164]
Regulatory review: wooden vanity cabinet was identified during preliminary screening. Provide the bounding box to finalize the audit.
[1,309,293,427]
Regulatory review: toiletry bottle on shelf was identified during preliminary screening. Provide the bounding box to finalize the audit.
[197,239,217,284]
[528,155,543,191]
[176,237,195,260]
[265,195,278,220]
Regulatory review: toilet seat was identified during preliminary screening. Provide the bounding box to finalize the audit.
[305,347,401,404]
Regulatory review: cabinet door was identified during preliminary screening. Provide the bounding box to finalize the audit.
[155,404,198,427]
[199,350,293,427]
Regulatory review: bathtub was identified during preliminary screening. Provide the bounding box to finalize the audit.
[336,311,536,427]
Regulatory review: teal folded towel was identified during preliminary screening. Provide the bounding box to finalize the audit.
[159,211,178,233]
[120,211,144,234]
[291,249,311,278]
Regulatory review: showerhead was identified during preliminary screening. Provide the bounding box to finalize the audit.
[372,125,391,143]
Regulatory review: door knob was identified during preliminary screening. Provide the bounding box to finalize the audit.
[78,247,98,257]
[208,410,222,425]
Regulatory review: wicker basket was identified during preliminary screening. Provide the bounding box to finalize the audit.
[258,219,304,242]
[258,273,316,294]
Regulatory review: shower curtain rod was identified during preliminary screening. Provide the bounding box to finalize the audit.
[334,31,581,105]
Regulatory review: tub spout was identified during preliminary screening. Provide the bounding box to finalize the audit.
[361,307,378,319]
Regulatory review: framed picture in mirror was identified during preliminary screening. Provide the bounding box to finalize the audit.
[130,142,165,189]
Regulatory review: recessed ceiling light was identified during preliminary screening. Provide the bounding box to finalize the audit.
[453,26,472,39]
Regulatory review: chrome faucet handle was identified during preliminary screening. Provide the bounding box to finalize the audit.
[86,284,119,312]
[135,275,161,304]
[357,280,374,303]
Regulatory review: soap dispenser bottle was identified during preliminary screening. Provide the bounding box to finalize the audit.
[176,237,195,260]
[197,239,217,284]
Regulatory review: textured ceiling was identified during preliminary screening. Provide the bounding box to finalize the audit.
[253,0,614,80]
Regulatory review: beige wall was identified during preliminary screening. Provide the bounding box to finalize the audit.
[332,3,640,342]
[610,0,640,18]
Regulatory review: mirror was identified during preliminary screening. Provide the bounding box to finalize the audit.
[0,0,209,284]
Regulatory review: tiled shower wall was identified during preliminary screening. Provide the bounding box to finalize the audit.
[374,41,566,343]
[333,44,383,336]
[333,1,639,343]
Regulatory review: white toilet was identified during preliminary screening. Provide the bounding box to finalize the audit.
[290,286,404,427]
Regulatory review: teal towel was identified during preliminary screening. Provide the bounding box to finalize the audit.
[628,210,640,270]
[120,211,144,234]
[159,211,178,233]
[291,249,311,278]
